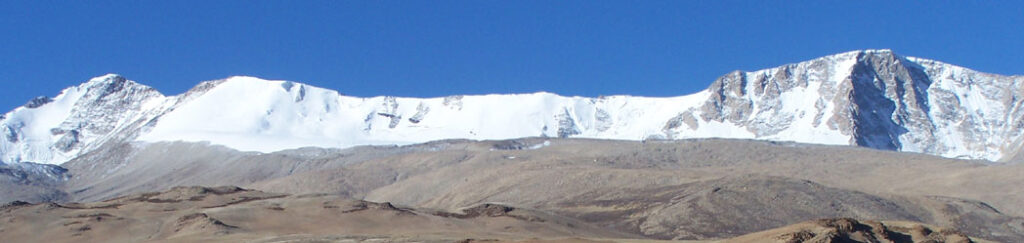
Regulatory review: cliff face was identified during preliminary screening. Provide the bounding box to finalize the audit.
[690,50,1024,161]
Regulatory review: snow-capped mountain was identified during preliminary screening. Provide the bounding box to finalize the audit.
[1,75,165,164]
[2,49,1023,165]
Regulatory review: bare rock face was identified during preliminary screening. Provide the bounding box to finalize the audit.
[53,129,80,152]
[442,95,464,110]
[1,74,168,164]
[593,107,613,132]
[0,162,69,203]
[381,96,402,128]
[60,75,163,138]
[555,109,580,138]
[3,124,17,143]
[408,102,430,124]
[702,70,756,124]
[23,96,53,109]
[836,51,933,150]
[689,50,1024,161]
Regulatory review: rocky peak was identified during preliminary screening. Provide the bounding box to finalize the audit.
[687,49,1024,160]
[688,51,892,146]
[77,74,160,103]
[840,50,935,149]
[23,96,53,109]
[84,74,129,95]
[850,49,933,93]
[47,75,167,157]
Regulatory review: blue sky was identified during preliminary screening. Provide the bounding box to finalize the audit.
[1,1,1022,110]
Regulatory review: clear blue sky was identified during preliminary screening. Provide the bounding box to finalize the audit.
[1,1,1022,111]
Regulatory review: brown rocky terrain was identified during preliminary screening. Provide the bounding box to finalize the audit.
[0,186,640,243]
[726,218,985,243]
[0,186,993,243]
[2,138,1022,242]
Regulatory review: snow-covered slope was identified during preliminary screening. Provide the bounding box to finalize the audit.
[0,75,166,164]
[2,49,1023,165]
[137,77,713,152]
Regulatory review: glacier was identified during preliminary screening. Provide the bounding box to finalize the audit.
[2,49,1023,165]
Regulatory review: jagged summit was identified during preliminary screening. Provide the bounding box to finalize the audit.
[0,74,166,164]
[86,73,125,83]
[2,50,1023,165]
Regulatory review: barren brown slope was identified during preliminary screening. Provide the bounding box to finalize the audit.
[252,139,1024,241]
[28,138,1024,241]
[0,186,994,243]
[0,186,640,243]
[724,218,987,243]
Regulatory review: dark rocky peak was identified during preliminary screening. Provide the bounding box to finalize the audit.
[83,74,130,97]
[79,74,160,101]
[838,50,935,150]
[693,50,939,148]
[0,161,71,184]
[49,75,167,147]
[703,50,889,99]
[848,50,934,120]
[71,74,162,112]
[23,96,53,109]
[852,50,933,88]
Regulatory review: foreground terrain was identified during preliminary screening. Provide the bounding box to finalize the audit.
[2,138,1023,242]
[0,186,986,243]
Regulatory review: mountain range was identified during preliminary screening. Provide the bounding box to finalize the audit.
[2,49,1024,242]
[3,49,1023,166]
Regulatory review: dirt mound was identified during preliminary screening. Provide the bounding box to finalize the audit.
[0,200,30,210]
[128,186,249,202]
[459,203,515,217]
[434,203,544,222]
[333,200,415,215]
[168,213,238,236]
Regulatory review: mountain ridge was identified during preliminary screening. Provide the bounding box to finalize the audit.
[2,49,1023,164]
